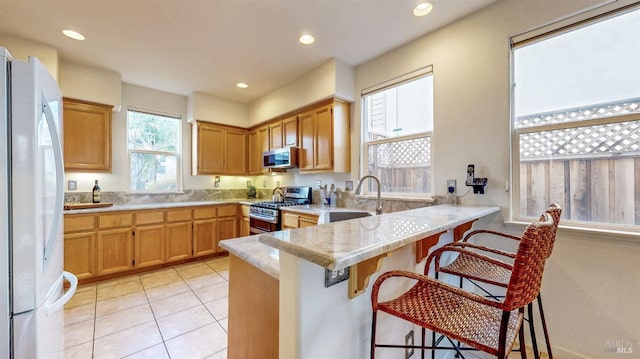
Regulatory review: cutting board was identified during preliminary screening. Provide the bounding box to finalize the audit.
[64,202,114,210]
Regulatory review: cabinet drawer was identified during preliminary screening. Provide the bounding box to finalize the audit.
[64,215,96,233]
[135,211,164,226]
[166,209,192,223]
[193,207,216,220]
[282,213,299,228]
[217,205,237,217]
[98,213,133,229]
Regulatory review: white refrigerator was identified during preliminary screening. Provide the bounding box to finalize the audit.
[1,47,78,358]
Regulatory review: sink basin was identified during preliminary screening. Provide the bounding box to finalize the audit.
[326,211,372,223]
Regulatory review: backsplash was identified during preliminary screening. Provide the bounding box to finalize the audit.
[65,188,448,211]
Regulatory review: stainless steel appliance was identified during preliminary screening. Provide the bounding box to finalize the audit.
[249,186,312,234]
[1,47,78,358]
[262,146,298,169]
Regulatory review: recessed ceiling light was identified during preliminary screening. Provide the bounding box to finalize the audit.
[62,29,85,40]
[236,82,248,89]
[298,34,315,45]
[413,2,433,17]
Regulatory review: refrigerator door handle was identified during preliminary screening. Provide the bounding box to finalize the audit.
[41,91,64,262]
[45,271,78,316]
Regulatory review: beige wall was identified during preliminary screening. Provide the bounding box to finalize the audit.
[248,58,354,125]
[59,60,122,109]
[350,0,639,357]
[0,33,58,80]
[187,91,249,126]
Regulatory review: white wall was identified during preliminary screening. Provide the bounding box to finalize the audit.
[0,33,58,80]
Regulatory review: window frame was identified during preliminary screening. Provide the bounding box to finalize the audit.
[126,107,183,193]
[360,66,434,198]
[509,3,640,232]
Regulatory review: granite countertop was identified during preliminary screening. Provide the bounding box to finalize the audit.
[63,198,261,214]
[218,235,280,280]
[259,204,500,270]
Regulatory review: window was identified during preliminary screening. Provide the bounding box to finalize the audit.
[127,109,181,192]
[511,6,640,230]
[361,67,434,196]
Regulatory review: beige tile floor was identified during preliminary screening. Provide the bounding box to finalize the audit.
[64,256,230,359]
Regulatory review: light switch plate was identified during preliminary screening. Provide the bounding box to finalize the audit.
[68,180,77,191]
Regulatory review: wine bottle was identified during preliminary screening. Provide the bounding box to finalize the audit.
[92,180,101,203]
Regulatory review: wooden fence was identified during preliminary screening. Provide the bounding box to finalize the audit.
[520,157,640,225]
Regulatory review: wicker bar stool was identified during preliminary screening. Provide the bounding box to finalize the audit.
[370,212,557,359]
[432,203,561,359]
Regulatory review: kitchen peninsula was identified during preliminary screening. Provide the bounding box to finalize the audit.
[220,204,500,359]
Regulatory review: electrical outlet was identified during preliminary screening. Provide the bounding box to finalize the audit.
[447,179,456,194]
[345,180,353,191]
[317,180,322,187]
[67,180,77,191]
[263,180,267,187]
[276,181,280,187]
[405,330,414,359]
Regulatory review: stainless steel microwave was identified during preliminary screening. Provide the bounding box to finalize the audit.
[263,147,298,169]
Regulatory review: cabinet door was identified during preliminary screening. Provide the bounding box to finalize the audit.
[63,98,113,172]
[193,219,217,257]
[217,216,238,253]
[97,228,134,276]
[249,126,269,175]
[225,129,248,175]
[314,104,333,171]
[166,222,193,262]
[240,216,250,237]
[196,123,224,174]
[135,224,166,268]
[64,232,96,280]
[283,115,298,147]
[269,121,283,149]
[282,212,299,229]
[298,111,315,171]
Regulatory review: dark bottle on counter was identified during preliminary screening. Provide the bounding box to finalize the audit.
[92,180,101,203]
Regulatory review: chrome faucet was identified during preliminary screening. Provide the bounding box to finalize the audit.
[355,175,383,215]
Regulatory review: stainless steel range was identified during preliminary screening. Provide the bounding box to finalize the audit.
[249,186,312,234]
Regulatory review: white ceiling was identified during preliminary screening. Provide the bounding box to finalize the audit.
[0,0,497,103]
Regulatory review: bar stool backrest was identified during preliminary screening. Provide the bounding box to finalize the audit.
[503,213,556,311]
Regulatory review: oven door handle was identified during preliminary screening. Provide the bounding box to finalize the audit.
[249,213,278,224]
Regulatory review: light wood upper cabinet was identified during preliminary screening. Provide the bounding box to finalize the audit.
[299,99,350,173]
[249,125,269,175]
[269,115,299,150]
[225,128,249,175]
[192,121,247,175]
[283,115,299,147]
[63,98,113,172]
[269,121,283,149]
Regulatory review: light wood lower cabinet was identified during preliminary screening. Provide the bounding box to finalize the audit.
[166,222,193,262]
[64,204,241,282]
[97,228,134,276]
[282,211,319,229]
[64,232,96,280]
[64,214,97,280]
[135,224,166,268]
[240,205,250,237]
[193,219,218,257]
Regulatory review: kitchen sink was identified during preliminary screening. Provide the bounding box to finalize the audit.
[326,210,372,223]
